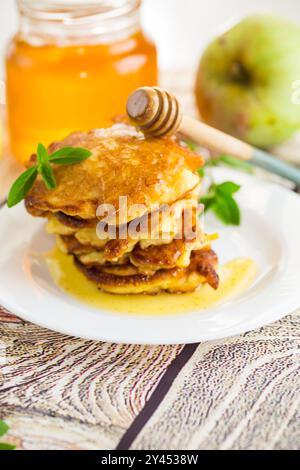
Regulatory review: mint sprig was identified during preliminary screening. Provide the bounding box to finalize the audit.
[185,138,248,226]
[7,144,92,208]
[218,154,254,173]
[201,181,241,225]
[0,420,15,451]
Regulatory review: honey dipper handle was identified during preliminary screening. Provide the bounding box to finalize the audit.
[181,116,300,185]
[180,116,252,160]
[126,87,300,185]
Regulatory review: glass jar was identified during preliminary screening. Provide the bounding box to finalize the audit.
[6,0,158,163]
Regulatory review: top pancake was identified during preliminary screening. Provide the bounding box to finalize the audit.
[25,124,204,224]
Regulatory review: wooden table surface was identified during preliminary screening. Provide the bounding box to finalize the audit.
[1,307,299,450]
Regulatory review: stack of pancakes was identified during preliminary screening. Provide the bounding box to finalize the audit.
[25,124,219,294]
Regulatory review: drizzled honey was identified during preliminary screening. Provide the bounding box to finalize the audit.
[6,1,157,163]
[46,247,257,316]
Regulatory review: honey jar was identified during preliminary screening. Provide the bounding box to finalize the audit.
[6,0,158,163]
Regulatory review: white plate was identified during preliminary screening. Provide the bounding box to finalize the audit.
[0,168,300,345]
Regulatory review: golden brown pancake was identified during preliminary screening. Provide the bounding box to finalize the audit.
[130,239,194,271]
[23,123,219,295]
[55,212,96,229]
[78,253,129,267]
[25,124,203,224]
[47,183,201,231]
[57,235,96,255]
[47,190,203,262]
[47,216,107,249]
[58,230,207,270]
[74,249,219,294]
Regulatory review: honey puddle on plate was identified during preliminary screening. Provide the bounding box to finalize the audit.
[46,248,257,316]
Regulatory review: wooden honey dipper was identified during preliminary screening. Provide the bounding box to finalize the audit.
[127,86,300,186]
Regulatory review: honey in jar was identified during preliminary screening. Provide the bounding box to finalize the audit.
[6,0,158,163]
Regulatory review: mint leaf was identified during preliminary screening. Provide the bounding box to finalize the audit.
[36,143,56,190]
[7,167,38,208]
[0,443,15,450]
[37,143,49,164]
[48,147,92,164]
[39,163,56,189]
[200,182,241,226]
[214,193,240,225]
[0,420,14,450]
[216,181,240,196]
[225,195,240,225]
[0,420,9,438]
[220,154,254,173]
[212,195,233,225]
[200,195,215,211]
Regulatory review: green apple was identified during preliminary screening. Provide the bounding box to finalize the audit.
[195,15,300,149]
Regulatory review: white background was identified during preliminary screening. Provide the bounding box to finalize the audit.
[0,0,299,77]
